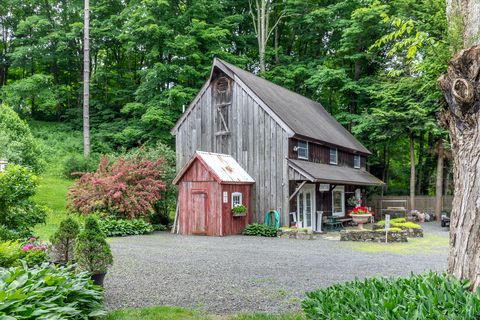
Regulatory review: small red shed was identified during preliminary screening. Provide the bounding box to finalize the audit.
[173,151,255,236]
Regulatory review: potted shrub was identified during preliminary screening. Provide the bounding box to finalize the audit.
[49,217,80,265]
[348,206,374,230]
[232,204,247,217]
[75,216,113,286]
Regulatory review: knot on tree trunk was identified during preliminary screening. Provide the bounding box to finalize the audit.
[439,45,480,127]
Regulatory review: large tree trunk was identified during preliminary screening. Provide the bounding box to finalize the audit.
[409,132,416,212]
[434,140,444,221]
[83,0,90,157]
[438,45,480,291]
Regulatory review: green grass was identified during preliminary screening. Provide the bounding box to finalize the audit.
[341,233,449,254]
[30,120,83,241]
[103,306,303,320]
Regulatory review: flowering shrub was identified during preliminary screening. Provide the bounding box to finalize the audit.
[0,237,48,268]
[67,156,166,219]
[348,206,374,216]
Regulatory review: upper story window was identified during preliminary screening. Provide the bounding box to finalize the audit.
[329,148,338,165]
[297,141,308,160]
[232,192,243,208]
[354,155,361,169]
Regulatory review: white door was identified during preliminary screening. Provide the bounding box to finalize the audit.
[297,184,316,229]
[332,186,345,217]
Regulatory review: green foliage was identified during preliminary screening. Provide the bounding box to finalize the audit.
[0,104,44,172]
[232,205,247,216]
[152,224,168,231]
[302,272,480,320]
[0,241,23,267]
[243,224,277,237]
[75,216,113,274]
[50,217,80,264]
[0,263,105,318]
[376,219,421,229]
[62,153,101,179]
[98,218,154,237]
[0,164,47,239]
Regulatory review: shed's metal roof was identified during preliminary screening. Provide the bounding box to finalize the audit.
[288,159,384,186]
[216,59,371,154]
[174,151,255,184]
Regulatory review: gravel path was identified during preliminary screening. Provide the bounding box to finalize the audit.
[104,223,448,314]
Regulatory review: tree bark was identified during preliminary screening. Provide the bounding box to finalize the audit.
[447,0,480,47]
[434,139,445,221]
[409,132,416,212]
[83,0,90,157]
[438,45,480,291]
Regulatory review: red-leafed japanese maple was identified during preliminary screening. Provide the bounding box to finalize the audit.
[67,156,166,219]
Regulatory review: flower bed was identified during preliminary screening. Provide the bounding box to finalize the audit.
[340,229,408,242]
[374,219,423,237]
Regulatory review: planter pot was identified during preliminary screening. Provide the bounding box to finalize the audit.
[91,272,107,286]
[232,213,246,217]
[351,214,372,230]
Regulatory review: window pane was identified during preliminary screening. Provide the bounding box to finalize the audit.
[330,148,337,164]
[354,155,360,168]
[298,141,308,159]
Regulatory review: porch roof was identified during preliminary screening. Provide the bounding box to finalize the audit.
[288,159,384,186]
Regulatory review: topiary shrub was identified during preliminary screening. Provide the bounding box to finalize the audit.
[302,272,480,320]
[243,223,277,237]
[49,217,80,264]
[75,216,113,274]
[0,164,47,240]
[98,218,153,237]
[0,263,105,318]
[67,156,166,219]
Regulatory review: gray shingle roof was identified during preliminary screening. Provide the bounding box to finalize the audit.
[288,159,384,186]
[217,59,371,154]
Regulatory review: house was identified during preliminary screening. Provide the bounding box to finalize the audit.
[171,58,384,232]
[173,151,254,236]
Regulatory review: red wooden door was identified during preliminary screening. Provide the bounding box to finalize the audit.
[191,191,208,235]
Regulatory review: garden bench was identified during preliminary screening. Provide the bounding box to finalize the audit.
[324,216,343,231]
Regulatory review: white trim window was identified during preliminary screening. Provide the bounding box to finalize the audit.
[231,192,243,208]
[354,155,361,169]
[329,148,338,164]
[297,141,308,160]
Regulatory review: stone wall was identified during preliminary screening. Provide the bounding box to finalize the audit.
[277,229,316,240]
[372,224,423,238]
[340,230,408,242]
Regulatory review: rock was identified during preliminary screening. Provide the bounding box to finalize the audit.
[340,229,408,242]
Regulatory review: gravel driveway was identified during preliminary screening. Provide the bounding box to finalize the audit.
[104,223,448,314]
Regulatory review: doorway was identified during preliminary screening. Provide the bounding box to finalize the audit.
[332,186,345,217]
[191,191,208,234]
[296,184,316,229]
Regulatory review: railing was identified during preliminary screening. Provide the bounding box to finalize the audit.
[368,195,453,214]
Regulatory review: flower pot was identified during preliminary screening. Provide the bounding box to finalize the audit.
[91,272,107,286]
[232,212,246,217]
[351,214,372,230]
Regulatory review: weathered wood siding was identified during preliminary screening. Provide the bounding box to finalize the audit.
[288,138,366,169]
[175,72,290,224]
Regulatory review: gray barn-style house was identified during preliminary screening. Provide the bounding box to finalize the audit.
[171,58,383,231]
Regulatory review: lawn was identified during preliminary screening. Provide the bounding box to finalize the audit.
[30,120,82,240]
[104,306,303,320]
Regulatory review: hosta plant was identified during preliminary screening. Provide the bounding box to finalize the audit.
[302,272,480,320]
[0,263,105,318]
[98,218,153,237]
[243,223,277,237]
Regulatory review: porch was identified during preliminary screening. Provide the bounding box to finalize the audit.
[287,159,384,232]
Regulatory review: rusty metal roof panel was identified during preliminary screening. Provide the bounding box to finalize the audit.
[196,151,255,183]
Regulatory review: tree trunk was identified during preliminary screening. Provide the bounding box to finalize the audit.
[438,45,480,291]
[83,0,90,157]
[446,0,480,47]
[434,139,445,221]
[409,132,416,212]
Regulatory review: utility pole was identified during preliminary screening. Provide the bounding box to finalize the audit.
[83,0,90,157]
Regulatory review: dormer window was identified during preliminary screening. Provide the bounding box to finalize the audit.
[354,155,361,169]
[329,148,338,165]
[297,141,308,160]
